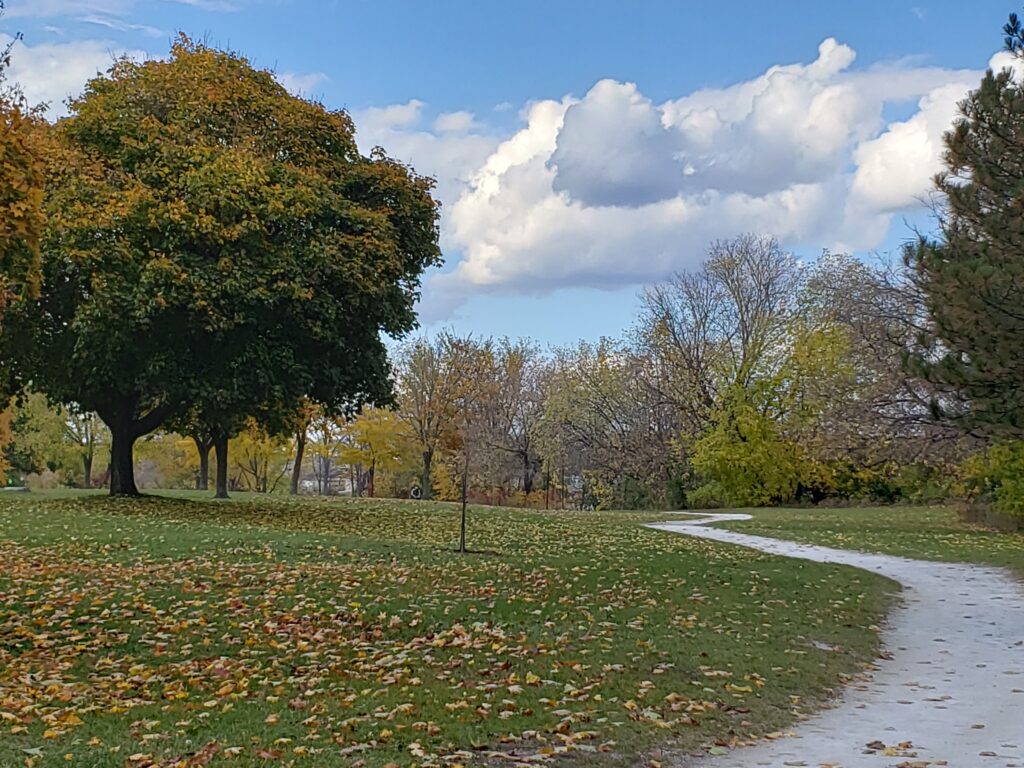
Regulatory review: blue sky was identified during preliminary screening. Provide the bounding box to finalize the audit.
[3,1,1019,344]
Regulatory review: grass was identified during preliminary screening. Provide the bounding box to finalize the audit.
[716,505,1024,577]
[0,491,897,768]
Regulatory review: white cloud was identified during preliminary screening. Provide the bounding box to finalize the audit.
[550,79,678,206]
[850,51,1023,214]
[358,99,425,132]
[2,34,148,116]
[353,101,500,210]
[79,14,163,37]
[987,49,1024,83]
[373,38,1001,319]
[849,84,963,213]
[434,110,478,134]
[276,70,328,97]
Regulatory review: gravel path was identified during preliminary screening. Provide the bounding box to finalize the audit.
[648,513,1024,768]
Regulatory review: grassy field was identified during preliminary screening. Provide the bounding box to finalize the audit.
[717,505,1024,577]
[0,492,897,768]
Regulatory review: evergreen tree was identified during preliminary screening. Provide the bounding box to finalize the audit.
[906,10,1024,436]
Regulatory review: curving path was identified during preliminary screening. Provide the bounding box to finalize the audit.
[648,514,1024,768]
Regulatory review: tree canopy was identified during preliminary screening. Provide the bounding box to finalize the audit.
[0,12,44,326]
[0,36,441,495]
[907,31,1024,437]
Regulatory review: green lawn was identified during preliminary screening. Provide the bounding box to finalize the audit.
[717,505,1024,577]
[0,491,896,768]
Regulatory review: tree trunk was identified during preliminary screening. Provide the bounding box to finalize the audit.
[83,452,93,489]
[560,464,565,510]
[367,460,376,498]
[289,431,306,495]
[109,422,139,496]
[522,454,535,495]
[192,435,212,491]
[459,452,469,553]
[421,449,433,500]
[214,434,229,499]
[97,400,169,497]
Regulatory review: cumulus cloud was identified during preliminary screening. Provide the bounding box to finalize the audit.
[353,101,500,220]
[434,110,479,134]
[358,99,425,132]
[850,51,1023,213]
[387,38,1003,319]
[550,80,678,207]
[849,83,964,213]
[1,34,148,116]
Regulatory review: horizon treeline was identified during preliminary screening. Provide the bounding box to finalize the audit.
[0,236,978,511]
[5,10,1024,526]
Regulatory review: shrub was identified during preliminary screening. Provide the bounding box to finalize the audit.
[957,442,1024,529]
[686,482,727,510]
[25,468,60,491]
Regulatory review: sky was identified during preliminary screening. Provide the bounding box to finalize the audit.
[3,0,1022,344]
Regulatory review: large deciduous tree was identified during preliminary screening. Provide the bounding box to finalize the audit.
[540,339,682,509]
[636,235,805,435]
[0,10,44,331]
[907,18,1024,437]
[395,333,482,500]
[0,37,441,495]
[477,339,547,495]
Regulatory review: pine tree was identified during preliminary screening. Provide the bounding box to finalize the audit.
[907,10,1024,436]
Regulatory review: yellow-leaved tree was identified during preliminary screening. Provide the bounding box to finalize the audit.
[340,406,418,497]
[0,10,44,347]
[1,10,58,488]
[230,420,291,494]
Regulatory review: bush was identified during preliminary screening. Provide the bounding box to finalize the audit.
[25,468,61,491]
[666,475,688,510]
[958,442,1024,527]
[686,482,727,510]
[893,464,951,504]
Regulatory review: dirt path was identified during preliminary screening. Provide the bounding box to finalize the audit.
[649,514,1024,768]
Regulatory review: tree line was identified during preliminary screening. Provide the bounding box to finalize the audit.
[4,8,1024,521]
[0,236,991,510]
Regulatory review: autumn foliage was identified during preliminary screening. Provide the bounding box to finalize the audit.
[0,36,440,495]
[0,33,43,324]
[0,493,894,767]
